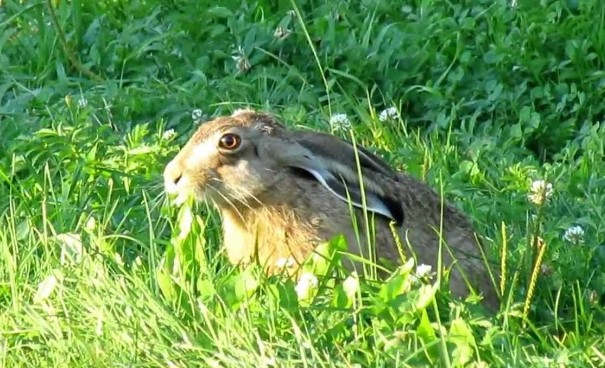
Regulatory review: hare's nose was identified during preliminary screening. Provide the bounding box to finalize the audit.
[163,161,183,193]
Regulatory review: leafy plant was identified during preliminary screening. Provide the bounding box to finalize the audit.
[1,0,604,366]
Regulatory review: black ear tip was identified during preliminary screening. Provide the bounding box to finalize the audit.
[381,195,405,225]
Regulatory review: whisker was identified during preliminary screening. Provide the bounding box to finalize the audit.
[226,185,255,210]
[206,183,247,224]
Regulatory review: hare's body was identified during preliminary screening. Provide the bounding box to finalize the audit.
[164,109,499,310]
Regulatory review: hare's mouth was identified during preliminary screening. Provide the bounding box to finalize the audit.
[164,178,204,206]
[165,186,209,206]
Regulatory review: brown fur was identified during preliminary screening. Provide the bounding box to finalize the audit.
[163,109,500,311]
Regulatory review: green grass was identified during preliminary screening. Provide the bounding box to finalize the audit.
[1,0,605,366]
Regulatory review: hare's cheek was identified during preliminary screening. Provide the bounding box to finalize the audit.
[216,172,263,202]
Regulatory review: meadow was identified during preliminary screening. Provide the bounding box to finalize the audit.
[1,0,605,366]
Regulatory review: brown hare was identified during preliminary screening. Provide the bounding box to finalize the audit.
[163,108,500,311]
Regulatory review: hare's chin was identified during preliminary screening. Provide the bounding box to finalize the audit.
[169,192,191,206]
[165,187,204,206]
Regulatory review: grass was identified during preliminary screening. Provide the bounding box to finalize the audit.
[1,0,605,366]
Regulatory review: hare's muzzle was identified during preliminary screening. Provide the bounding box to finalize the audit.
[163,160,184,196]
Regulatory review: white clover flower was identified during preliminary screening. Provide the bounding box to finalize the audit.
[191,109,204,122]
[378,106,399,122]
[275,256,295,269]
[343,272,360,300]
[77,97,88,108]
[540,263,553,276]
[415,264,433,279]
[563,225,585,245]
[295,272,318,300]
[235,56,251,73]
[232,46,251,73]
[162,129,176,140]
[329,113,351,131]
[273,26,291,40]
[411,263,434,285]
[528,179,553,205]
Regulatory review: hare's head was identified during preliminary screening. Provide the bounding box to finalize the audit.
[163,109,404,224]
[163,109,284,207]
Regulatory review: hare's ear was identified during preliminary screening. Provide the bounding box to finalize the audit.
[292,163,404,224]
[296,133,398,181]
[268,137,405,225]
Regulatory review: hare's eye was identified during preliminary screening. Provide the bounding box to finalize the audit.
[218,133,242,151]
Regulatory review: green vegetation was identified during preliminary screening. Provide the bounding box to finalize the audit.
[1,0,604,366]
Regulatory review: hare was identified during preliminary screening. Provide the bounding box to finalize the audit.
[163,108,500,311]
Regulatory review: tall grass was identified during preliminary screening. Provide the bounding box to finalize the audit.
[1,0,604,366]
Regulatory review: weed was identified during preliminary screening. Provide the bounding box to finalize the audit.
[1,0,604,366]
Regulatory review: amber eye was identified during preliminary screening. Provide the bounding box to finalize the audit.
[218,133,241,151]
